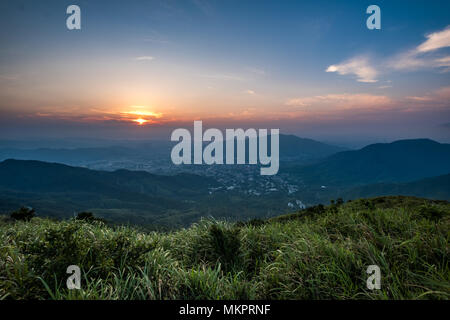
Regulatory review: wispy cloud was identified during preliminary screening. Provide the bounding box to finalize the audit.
[417,26,450,52]
[406,86,450,105]
[199,73,245,81]
[283,86,450,122]
[326,57,378,83]
[327,26,450,82]
[388,25,450,71]
[121,110,163,118]
[286,93,391,110]
[135,56,155,61]
[245,89,256,95]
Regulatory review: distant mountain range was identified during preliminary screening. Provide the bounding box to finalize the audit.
[0,134,346,166]
[0,144,171,165]
[285,139,450,186]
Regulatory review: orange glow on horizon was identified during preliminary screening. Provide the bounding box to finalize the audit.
[133,118,148,125]
[118,106,164,126]
[121,109,162,118]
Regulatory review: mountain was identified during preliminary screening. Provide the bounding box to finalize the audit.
[0,143,171,165]
[278,134,346,160]
[0,159,223,225]
[342,173,450,201]
[285,139,450,186]
[0,159,217,196]
[0,135,345,167]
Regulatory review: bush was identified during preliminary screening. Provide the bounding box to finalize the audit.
[75,212,106,223]
[10,207,35,221]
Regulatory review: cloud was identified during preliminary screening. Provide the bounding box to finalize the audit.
[388,26,450,71]
[286,93,391,111]
[406,86,450,105]
[283,86,450,123]
[417,26,450,52]
[121,110,163,118]
[407,96,433,102]
[199,73,244,81]
[245,89,255,95]
[388,51,450,71]
[328,26,450,81]
[135,56,155,61]
[326,57,378,83]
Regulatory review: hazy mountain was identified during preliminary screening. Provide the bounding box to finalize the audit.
[285,139,450,186]
[0,143,171,164]
[0,134,345,166]
[278,134,346,160]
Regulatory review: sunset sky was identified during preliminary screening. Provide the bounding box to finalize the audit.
[0,0,449,146]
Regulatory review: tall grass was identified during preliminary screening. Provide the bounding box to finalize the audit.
[0,196,448,300]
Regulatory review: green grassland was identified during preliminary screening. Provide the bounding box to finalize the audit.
[0,196,449,300]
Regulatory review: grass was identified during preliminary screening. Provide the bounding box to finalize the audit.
[0,196,448,300]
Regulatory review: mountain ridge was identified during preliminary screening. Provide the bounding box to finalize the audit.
[285,138,450,186]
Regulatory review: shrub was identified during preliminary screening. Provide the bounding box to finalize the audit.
[10,207,35,221]
[75,211,106,223]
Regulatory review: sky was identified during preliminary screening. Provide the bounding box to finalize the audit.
[0,0,449,146]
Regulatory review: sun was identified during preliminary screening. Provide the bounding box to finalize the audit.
[133,118,148,125]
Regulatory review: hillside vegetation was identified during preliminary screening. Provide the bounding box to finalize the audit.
[0,196,449,300]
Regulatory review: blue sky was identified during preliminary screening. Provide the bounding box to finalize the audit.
[0,0,449,146]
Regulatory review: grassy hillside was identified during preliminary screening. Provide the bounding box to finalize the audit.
[0,196,448,300]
